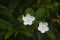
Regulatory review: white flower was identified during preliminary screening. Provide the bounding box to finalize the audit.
[22,13,35,25]
[38,22,49,33]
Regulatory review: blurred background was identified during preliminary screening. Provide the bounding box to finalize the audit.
[0,0,60,40]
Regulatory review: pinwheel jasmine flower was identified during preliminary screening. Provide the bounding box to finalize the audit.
[38,22,49,33]
[22,14,35,25]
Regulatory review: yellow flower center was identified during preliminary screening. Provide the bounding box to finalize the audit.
[42,26,44,29]
[27,19,30,22]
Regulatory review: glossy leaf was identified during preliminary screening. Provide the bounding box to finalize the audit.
[37,31,42,40]
[46,30,56,40]
[21,31,33,37]
[14,31,19,37]
[0,5,13,21]
[25,8,34,16]
[36,7,45,19]
[0,19,13,30]
[5,29,17,40]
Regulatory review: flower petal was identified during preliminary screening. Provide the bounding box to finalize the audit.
[28,21,32,25]
[43,22,48,26]
[38,22,49,33]
[24,22,28,25]
[30,16,35,21]
[26,14,30,17]
[39,22,43,26]
[41,30,45,33]
[45,27,49,31]
[22,16,27,21]
[22,13,35,25]
[38,26,46,33]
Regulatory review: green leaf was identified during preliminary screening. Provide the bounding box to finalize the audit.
[0,19,13,30]
[53,2,59,7]
[0,19,7,29]
[46,30,56,40]
[25,8,34,16]
[37,0,42,5]
[8,0,21,10]
[18,15,23,22]
[50,5,56,11]
[45,0,52,3]
[20,25,34,37]
[5,29,17,40]
[32,31,38,40]
[37,31,42,40]
[36,7,45,19]
[21,31,33,37]
[14,31,19,37]
[0,5,13,21]
[20,24,34,32]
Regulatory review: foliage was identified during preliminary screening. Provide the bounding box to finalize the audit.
[0,0,60,40]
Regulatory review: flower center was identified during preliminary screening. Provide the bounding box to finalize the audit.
[27,19,30,22]
[42,26,44,29]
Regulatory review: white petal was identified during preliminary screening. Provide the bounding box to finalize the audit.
[40,26,45,31]
[30,16,35,21]
[43,22,48,26]
[38,27,41,31]
[38,22,49,33]
[45,27,49,31]
[26,13,35,21]
[22,16,27,21]
[26,14,30,17]
[38,27,46,33]
[24,22,28,25]
[41,30,46,33]
[28,21,32,25]
[22,13,35,25]
[38,26,43,32]
[39,22,43,27]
